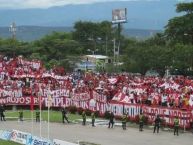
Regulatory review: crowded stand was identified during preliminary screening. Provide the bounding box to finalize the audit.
[0,55,193,128]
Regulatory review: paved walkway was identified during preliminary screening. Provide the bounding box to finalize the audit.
[0,121,193,145]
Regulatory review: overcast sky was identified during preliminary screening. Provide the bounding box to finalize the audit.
[0,0,189,9]
[0,0,187,9]
[0,0,120,9]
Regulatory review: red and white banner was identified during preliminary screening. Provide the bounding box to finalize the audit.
[0,95,192,128]
[0,96,39,105]
[0,89,22,98]
[108,78,118,84]
[143,106,192,128]
[42,89,70,98]
[41,73,68,80]
[93,91,107,103]
[71,92,90,101]
[11,74,41,79]
[124,104,142,119]
[17,58,42,70]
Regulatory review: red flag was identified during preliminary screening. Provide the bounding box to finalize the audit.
[30,95,34,111]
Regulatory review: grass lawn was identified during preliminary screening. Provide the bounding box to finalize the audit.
[4,110,85,123]
[0,139,21,145]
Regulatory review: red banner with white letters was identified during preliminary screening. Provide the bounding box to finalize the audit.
[0,95,192,128]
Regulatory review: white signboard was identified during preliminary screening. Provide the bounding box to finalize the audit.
[53,139,78,145]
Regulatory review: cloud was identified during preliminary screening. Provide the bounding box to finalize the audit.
[0,0,112,9]
[0,0,159,9]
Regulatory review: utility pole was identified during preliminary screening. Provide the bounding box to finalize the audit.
[113,38,116,72]
[9,22,17,57]
[9,22,16,40]
[105,35,108,56]
[117,23,121,71]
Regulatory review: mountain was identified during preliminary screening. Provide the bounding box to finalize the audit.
[0,0,183,30]
[0,26,161,41]
[0,26,73,41]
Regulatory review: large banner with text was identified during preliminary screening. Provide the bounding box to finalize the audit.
[0,95,192,128]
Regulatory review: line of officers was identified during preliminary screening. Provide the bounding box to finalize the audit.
[61,107,182,136]
[17,108,184,136]
[110,112,180,136]
[18,110,40,122]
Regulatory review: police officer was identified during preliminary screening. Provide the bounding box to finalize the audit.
[153,115,161,133]
[108,111,115,128]
[61,107,69,123]
[91,112,95,127]
[174,116,179,136]
[0,105,2,121]
[122,113,127,130]
[139,113,144,131]
[36,110,40,122]
[0,105,5,121]
[19,110,23,121]
[82,111,86,125]
[191,121,193,134]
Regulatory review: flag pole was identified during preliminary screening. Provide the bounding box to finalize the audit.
[48,103,50,140]
[47,88,51,140]
[30,95,34,135]
[31,109,33,134]
[39,95,42,138]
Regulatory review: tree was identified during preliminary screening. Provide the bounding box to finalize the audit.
[72,21,116,55]
[165,2,193,44]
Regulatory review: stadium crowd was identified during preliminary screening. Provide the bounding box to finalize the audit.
[0,55,193,110]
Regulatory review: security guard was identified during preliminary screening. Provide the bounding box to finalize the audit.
[91,112,95,127]
[108,111,115,128]
[174,116,179,136]
[36,110,40,122]
[122,113,127,130]
[0,105,6,121]
[82,111,86,125]
[61,107,69,123]
[153,115,161,133]
[139,113,144,131]
[191,121,193,134]
[19,110,23,121]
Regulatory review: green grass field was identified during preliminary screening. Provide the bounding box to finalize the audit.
[0,139,21,145]
[4,110,85,122]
